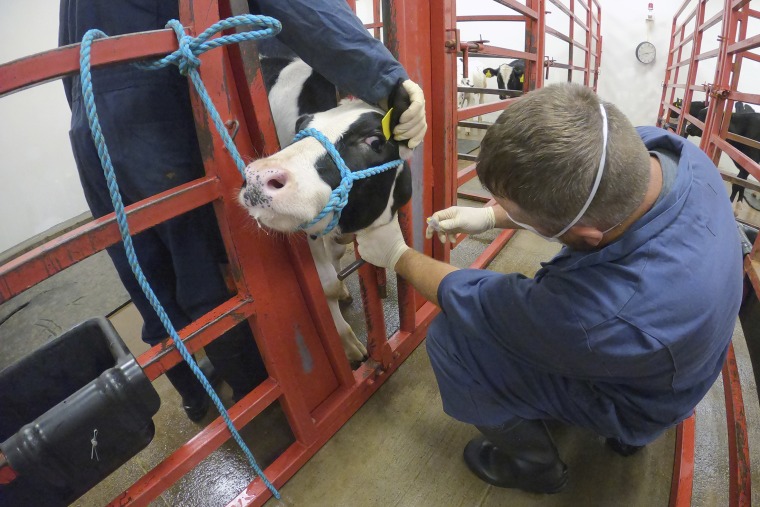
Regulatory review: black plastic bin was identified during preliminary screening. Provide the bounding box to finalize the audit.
[0,317,160,506]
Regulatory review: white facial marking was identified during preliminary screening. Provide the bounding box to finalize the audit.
[239,99,386,234]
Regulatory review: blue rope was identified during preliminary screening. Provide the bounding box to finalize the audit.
[79,15,282,499]
[294,128,403,235]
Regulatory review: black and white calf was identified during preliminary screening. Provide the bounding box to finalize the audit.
[239,56,413,363]
[482,59,525,100]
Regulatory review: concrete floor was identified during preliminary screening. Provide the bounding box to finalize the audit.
[2,137,760,505]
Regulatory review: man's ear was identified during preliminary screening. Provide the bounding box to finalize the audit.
[570,225,605,247]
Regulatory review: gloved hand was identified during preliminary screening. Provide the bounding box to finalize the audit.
[356,216,410,271]
[392,80,427,149]
[425,206,496,244]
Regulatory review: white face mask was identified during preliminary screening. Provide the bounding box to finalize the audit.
[507,103,609,243]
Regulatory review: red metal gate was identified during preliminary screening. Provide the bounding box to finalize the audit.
[659,2,757,506]
[0,1,436,505]
[544,0,602,90]
[0,0,609,504]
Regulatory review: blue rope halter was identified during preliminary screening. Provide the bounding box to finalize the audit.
[80,14,281,499]
[294,128,403,236]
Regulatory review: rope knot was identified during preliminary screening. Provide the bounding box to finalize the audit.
[293,128,403,236]
[176,32,201,75]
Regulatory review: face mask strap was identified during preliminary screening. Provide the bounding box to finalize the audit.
[552,102,609,238]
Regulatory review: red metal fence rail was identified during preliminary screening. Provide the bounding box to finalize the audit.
[544,0,602,90]
[0,0,437,505]
[659,1,757,506]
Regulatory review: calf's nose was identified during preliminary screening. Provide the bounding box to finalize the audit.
[263,170,288,192]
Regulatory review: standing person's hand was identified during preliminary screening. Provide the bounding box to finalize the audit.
[387,80,427,149]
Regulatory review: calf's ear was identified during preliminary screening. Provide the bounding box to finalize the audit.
[388,78,411,135]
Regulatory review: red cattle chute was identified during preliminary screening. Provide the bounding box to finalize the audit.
[0,1,610,505]
[659,1,757,505]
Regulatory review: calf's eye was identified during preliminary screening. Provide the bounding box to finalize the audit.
[364,135,385,153]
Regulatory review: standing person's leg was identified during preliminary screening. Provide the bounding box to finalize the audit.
[159,205,268,400]
[105,81,268,400]
[68,89,213,421]
[425,315,567,493]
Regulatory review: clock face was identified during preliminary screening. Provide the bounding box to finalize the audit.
[636,41,656,64]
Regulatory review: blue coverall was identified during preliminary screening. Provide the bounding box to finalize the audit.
[59,0,408,397]
[428,127,743,446]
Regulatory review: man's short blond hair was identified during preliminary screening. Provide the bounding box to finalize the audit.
[476,83,651,232]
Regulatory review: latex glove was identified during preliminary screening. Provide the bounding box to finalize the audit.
[393,80,427,149]
[425,206,496,244]
[356,216,410,271]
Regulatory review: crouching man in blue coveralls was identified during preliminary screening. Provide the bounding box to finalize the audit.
[356,83,743,493]
[60,0,425,421]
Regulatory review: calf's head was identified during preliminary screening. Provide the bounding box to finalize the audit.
[239,99,413,235]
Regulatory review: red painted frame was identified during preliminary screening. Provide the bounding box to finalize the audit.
[544,0,602,90]
[659,2,755,505]
[0,1,610,505]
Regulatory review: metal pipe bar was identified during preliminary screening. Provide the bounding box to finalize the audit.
[0,29,178,98]
[699,10,723,32]
[0,177,220,304]
[725,90,760,105]
[727,34,760,54]
[457,191,491,203]
[457,98,518,121]
[460,44,538,61]
[720,171,760,193]
[732,0,751,10]
[492,0,539,20]
[726,131,760,151]
[457,86,517,95]
[722,344,752,506]
[457,120,492,129]
[668,415,696,507]
[710,136,760,181]
[694,48,720,61]
[743,52,760,63]
[139,296,254,379]
[675,5,699,35]
[550,62,587,72]
[674,0,693,21]
[457,163,478,187]
[458,153,479,161]
[671,32,695,55]
[457,15,525,22]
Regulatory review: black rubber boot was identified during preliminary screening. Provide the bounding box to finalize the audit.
[606,437,644,457]
[205,326,268,402]
[464,419,568,494]
[164,359,210,422]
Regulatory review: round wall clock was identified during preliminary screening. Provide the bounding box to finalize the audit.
[636,41,656,64]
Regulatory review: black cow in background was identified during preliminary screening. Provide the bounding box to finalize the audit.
[666,99,707,137]
[685,107,760,203]
[737,101,756,113]
[483,59,525,100]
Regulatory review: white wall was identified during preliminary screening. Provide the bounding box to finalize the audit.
[0,0,88,253]
[2,0,759,253]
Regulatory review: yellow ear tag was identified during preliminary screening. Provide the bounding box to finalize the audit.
[520,74,524,83]
[382,108,393,141]
[485,70,492,78]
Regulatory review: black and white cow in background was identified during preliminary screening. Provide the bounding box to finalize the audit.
[482,59,525,100]
[686,107,760,203]
[239,55,413,364]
